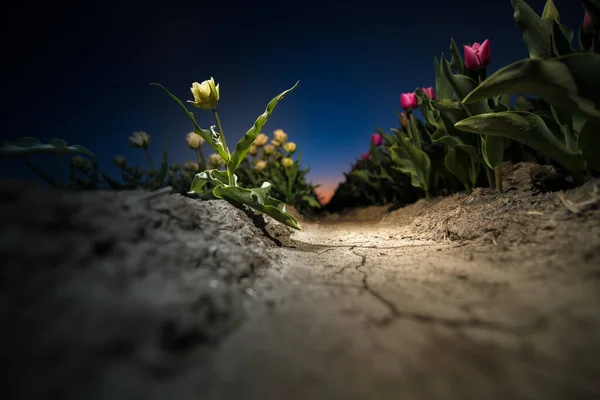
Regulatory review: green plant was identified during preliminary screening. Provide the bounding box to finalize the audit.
[152,77,302,230]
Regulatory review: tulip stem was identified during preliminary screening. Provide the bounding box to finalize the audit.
[144,148,156,173]
[195,148,206,170]
[212,109,234,186]
[494,167,503,193]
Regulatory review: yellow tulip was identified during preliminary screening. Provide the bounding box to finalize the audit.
[281,157,293,168]
[283,142,296,153]
[255,160,267,171]
[188,77,220,110]
[186,132,205,149]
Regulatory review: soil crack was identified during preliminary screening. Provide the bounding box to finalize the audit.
[351,251,549,335]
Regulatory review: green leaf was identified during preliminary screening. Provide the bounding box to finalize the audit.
[444,147,478,191]
[441,55,492,116]
[228,81,299,172]
[213,182,301,230]
[481,136,506,169]
[541,0,559,19]
[551,19,574,56]
[454,111,586,173]
[189,169,238,193]
[434,56,452,100]
[0,137,95,157]
[511,0,554,59]
[578,117,600,171]
[151,83,229,161]
[462,53,600,119]
[302,195,322,208]
[389,134,431,195]
[449,38,465,75]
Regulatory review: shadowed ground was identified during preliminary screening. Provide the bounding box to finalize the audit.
[1,162,599,399]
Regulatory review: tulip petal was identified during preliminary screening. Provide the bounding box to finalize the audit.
[463,45,478,71]
[479,39,491,67]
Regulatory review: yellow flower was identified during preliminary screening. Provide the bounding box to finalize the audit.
[188,77,220,110]
[255,160,267,171]
[129,131,150,148]
[253,133,269,147]
[263,144,275,155]
[183,161,200,172]
[271,139,282,147]
[208,153,225,168]
[283,142,296,153]
[113,155,126,167]
[281,157,293,168]
[273,129,288,144]
[186,132,205,149]
[248,145,258,155]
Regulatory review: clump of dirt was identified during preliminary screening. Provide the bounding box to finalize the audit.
[0,180,289,399]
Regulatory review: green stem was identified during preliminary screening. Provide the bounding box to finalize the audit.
[144,148,155,173]
[563,124,576,153]
[494,167,503,193]
[56,156,64,188]
[485,166,496,189]
[195,148,206,170]
[408,111,421,149]
[212,109,234,186]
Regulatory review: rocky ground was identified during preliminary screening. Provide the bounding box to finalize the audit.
[1,162,600,399]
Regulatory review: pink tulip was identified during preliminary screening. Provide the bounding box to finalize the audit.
[371,133,383,146]
[583,11,596,33]
[401,92,418,111]
[361,152,371,161]
[463,39,491,71]
[422,87,435,100]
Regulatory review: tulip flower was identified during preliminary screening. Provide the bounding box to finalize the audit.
[422,87,435,100]
[128,131,150,148]
[284,142,297,153]
[281,157,294,168]
[113,155,126,168]
[207,153,225,169]
[263,144,275,155]
[583,11,596,34]
[361,152,371,161]
[183,161,200,172]
[188,77,220,110]
[255,160,267,171]
[463,39,491,71]
[186,132,205,149]
[253,133,269,147]
[248,145,258,156]
[273,129,288,144]
[371,133,383,146]
[401,92,418,111]
[271,139,282,147]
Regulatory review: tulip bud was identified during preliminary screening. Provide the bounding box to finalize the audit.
[273,129,288,144]
[371,133,383,146]
[248,145,258,155]
[255,160,267,171]
[400,92,418,111]
[169,163,180,171]
[168,170,175,179]
[113,155,126,168]
[129,131,150,148]
[208,153,225,169]
[186,132,205,149]
[263,144,275,155]
[281,157,294,168]
[421,87,435,100]
[184,161,200,172]
[583,11,596,34]
[361,152,371,161]
[253,133,269,147]
[271,139,282,147]
[400,112,408,128]
[71,156,91,171]
[283,142,297,153]
[188,77,220,110]
[463,39,491,71]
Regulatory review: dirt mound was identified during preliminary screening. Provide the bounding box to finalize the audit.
[0,180,288,399]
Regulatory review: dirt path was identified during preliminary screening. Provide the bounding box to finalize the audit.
[2,163,600,399]
[204,219,600,400]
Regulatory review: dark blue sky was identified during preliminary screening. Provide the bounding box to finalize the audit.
[3,0,586,200]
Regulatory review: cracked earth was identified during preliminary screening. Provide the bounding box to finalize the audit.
[2,163,600,399]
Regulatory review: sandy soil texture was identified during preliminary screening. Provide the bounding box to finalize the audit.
[1,162,599,399]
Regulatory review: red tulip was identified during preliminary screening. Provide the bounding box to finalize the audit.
[361,152,371,161]
[464,39,491,71]
[401,92,418,110]
[371,133,383,146]
[583,10,596,33]
[422,87,435,100]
